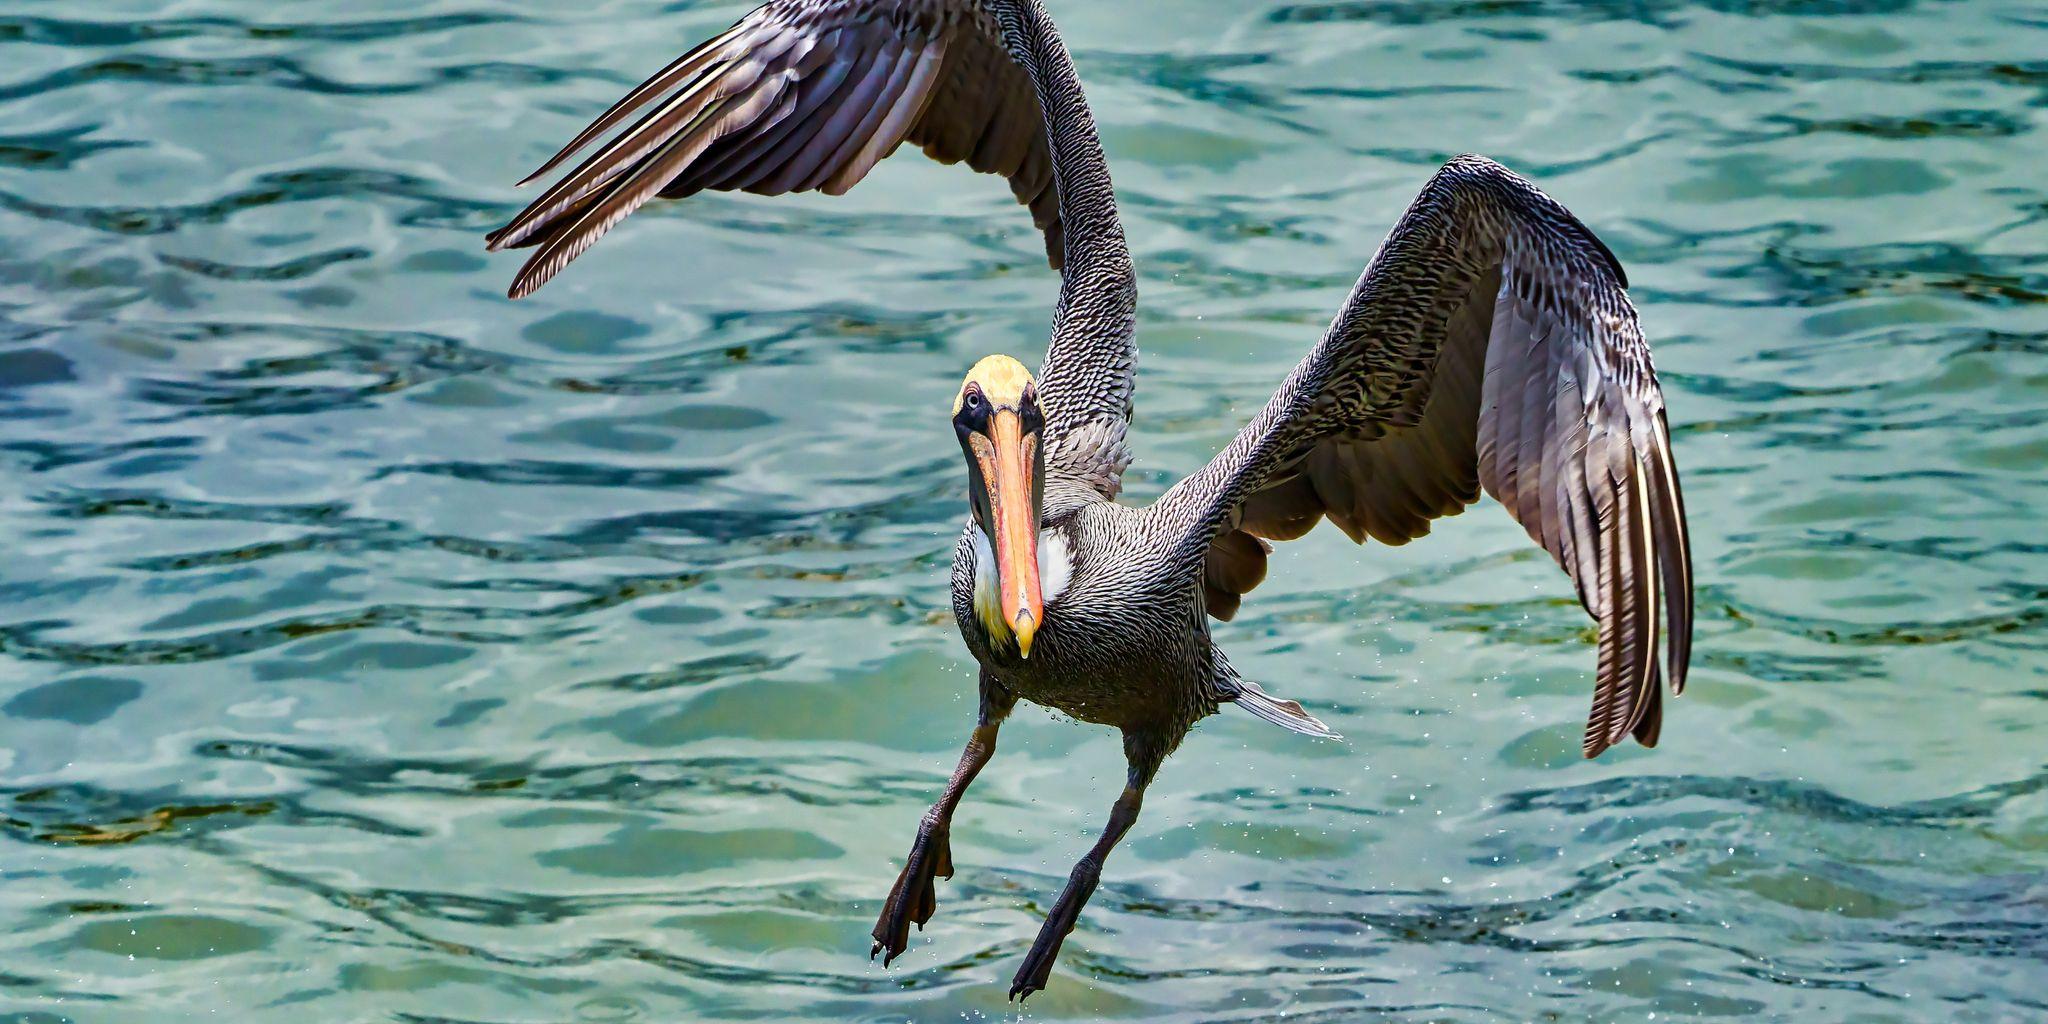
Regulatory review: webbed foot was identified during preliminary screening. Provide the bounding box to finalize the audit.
[870,820,954,966]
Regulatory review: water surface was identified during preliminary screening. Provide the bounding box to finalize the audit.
[2,0,2046,1021]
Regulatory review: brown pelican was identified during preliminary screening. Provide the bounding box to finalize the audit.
[486,0,1694,1000]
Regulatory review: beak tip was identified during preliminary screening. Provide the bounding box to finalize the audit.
[1013,611,1036,659]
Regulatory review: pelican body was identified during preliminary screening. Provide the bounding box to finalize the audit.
[488,0,1695,1000]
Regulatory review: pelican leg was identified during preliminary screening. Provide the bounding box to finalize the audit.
[1008,734,1164,1002]
[871,676,1014,966]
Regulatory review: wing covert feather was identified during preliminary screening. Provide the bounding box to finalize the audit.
[1164,156,1693,759]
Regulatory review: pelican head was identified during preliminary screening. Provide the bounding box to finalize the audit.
[955,354,1045,658]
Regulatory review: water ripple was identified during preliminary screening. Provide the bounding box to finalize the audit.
[3,0,2045,1020]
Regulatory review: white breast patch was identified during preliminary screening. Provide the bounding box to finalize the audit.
[1040,529,1074,606]
[971,526,1073,644]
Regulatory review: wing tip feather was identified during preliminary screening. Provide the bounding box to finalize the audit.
[485,12,1065,297]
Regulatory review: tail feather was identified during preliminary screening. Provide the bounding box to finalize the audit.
[1231,680,1340,740]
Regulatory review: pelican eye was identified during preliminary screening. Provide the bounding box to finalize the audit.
[956,386,990,430]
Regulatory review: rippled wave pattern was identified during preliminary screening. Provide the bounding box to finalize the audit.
[2,1,2045,1020]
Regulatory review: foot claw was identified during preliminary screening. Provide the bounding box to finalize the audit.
[1008,874,1094,1000]
[1008,959,1052,1002]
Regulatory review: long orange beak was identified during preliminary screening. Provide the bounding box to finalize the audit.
[972,409,1043,658]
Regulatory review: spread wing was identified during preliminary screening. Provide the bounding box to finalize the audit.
[487,0,1139,497]
[1165,156,1693,759]
[486,0,1062,298]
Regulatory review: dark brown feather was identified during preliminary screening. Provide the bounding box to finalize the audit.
[1176,156,1694,759]
[487,2,1063,298]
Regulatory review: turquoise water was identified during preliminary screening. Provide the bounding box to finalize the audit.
[3,0,2046,1020]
